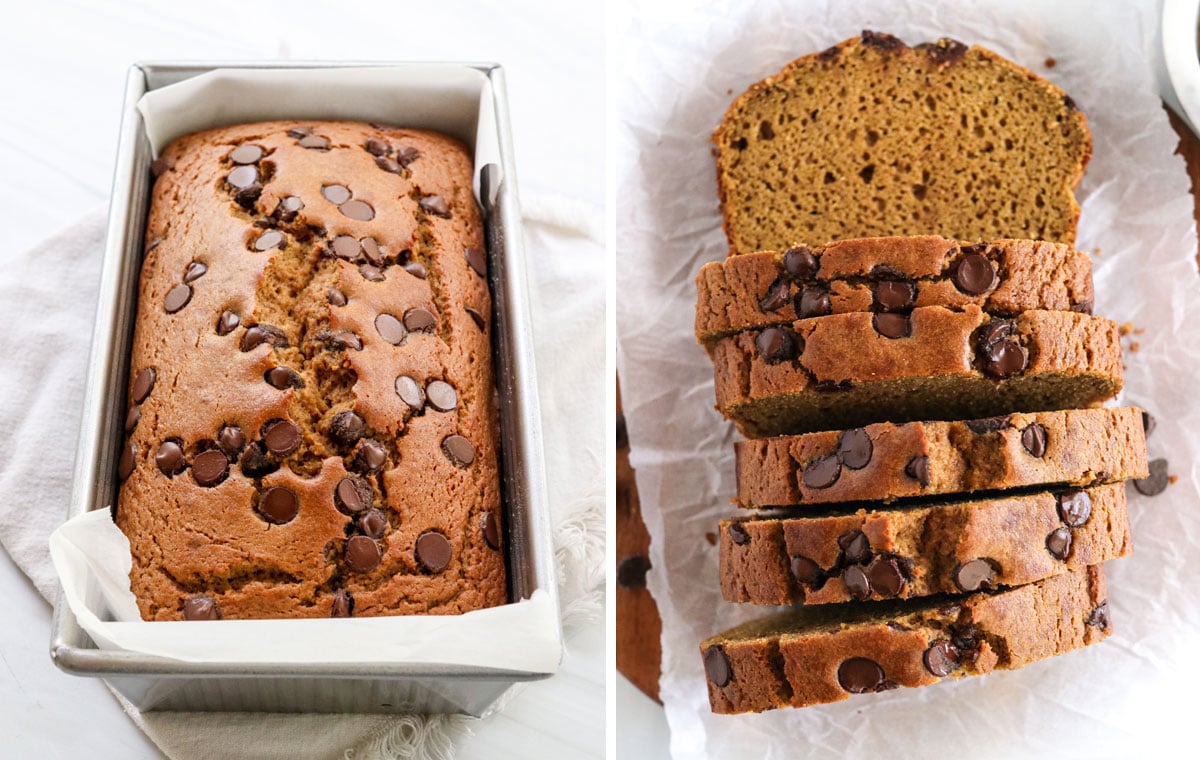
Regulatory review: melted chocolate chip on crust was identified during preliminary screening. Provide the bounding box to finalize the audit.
[796,286,832,318]
[1046,527,1072,560]
[183,596,220,621]
[191,449,229,487]
[344,535,381,573]
[923,640,959,677]
[803,455,841,489]
[953,251,997,294]
[954,558,998,591]
[837,428,872,469]
[416,531,452,573]
[331,589,353,618]
[783,246,819,280]
[837,657,885,693]
[755,326,799,363]
[905,455,930,486]
[335,477,373,515]
[1058,490,1092,527]
[418,195,451,218]
[483,512,501,550]
[872,312,911,338]
[258,486,299,524]
[442,435,475,467]
[1021,423,1048,457]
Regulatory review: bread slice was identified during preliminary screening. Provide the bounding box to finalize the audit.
[736,407,1146,509]
[711,305,1121,438]
[701,565,1109,713]
[720,482,1129,605]
[695,236,1093,345]
[713,32,1091,254]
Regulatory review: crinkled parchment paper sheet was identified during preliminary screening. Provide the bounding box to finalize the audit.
[615,0,1200,757]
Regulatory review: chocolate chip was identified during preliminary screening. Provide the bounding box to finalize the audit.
[803,455,841,489]
[466,306,487,331]
[418,195,451,218]
[923,640,959,677]
[253,230,284,251]
[837,657,884,693]
[183,261,208,283]
[256,486,298,524]
[783,246,818,280]
[1021,423,1048,457]
[1063,94,1078,111]
[923,38,968,64]
[274,196,304,222]
[331,235,361,260]
[843,565,871,599]
[1086,601,1110,630]
[872,312,911,338]
[358,509,388,539]
[327,288,347,307]
[360,237,384,266]
[329,410,365,447]
[217,310,240,335]
[403,308,437,333]
[953,251,997,295]
[322,184,351,204]
[240,441,277,477]
[183,596,220,621]
[164,283,192,313]
[978,320,1027,378]
[966,416,1010,434]
[838,529,871,564]
[728,523,750,545]
[191,449,228,487]
[867,555,906,597]
[426,380,457,412]
[230,144,264,165]
[218,425,245,456]
[359,264,385,282]
[873,280,916,312]
[703,646,732,687]
[951,624,981,654]
[132,368,156,403]
[335,477,373,515]
[1071,300,1094,315]
[298,134,330,150]
[617,555,651,588]
[1046,527,1072,560]
[861,30,906,50]
[340,199,375,221]
[262,419,301,456]
[394,375,426,410]
[364,138,390,156]
[465,246,487,277]
[818,45,841,61]
[329,331,362,351]
[240,324,289,351]
[403,260,428,279]
[331,589,353,618]
[796,285,832,318]
[837,428,872,469]
[759,277,790,312]
[118,442,136,480]
[442,435,475,467]
[288,126,312,138]
[905,455,930,486]
[1058,490,1092,527]
[1134,458,1170,496]
[483,512,501,550]
[227,165,259,190]
[790,555,821,585]
[124,405,141,433]
[416,531,452,572]
[344,535,381,573]
[983,339,1027,378]
[395,147,421,167]
[354,439,387,472]
[375,156,402,174]
[1142,410,1156,438]
[370,314,405,346]
[755,326,799,363]
[954,558,998,591]
[155,440,186,476]
[265,366,304,390]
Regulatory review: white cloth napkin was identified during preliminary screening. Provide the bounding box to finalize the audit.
[0,198,604,760]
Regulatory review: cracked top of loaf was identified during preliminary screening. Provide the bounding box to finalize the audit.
[115,120,505,620]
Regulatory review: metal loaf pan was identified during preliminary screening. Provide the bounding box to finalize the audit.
[49,62,561,715]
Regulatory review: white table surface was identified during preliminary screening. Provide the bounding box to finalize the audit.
[0,1,604,757]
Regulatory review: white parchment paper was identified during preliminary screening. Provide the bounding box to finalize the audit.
[46,67,560,672]
[616,0,1200,757]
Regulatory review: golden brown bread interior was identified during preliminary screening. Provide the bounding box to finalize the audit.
[713,32,1092,254]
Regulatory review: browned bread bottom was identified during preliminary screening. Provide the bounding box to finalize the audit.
[701,565,1109,713]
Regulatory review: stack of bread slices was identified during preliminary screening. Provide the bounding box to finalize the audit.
[693,31,1149,713]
